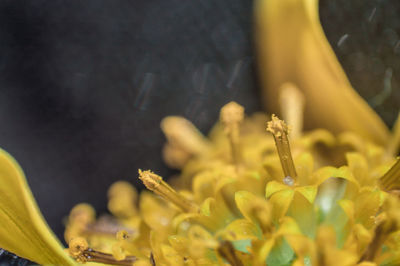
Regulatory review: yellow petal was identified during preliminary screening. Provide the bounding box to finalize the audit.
[339,199,355,225]
[311,166,359,187]
[263,155,285,181]
[354,189,381,229]
[277,217,302,236]
[285,234,315,262]
[235,191,272,234]
[269,189,295,221]
[235,191,257,221]
[0,149,74,265]
[294,152,314,186]
[149,230,165,264]
[357,262,377,266]
[386,230,400,251]
[168,235,189,254]
[255,0,389,144]
[217,219,262,241]
[251,238,275,265]
[140,192,177,233]
[295,186,317,204]
[198,196,235,232]
[287,192,316,237]
[192,172,216,203]
[161,244,185,266]
[352,223,373,255]
[265,180,288,198]
[346,152,375,187]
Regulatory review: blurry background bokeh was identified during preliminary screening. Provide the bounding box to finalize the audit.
[0,0,398,247]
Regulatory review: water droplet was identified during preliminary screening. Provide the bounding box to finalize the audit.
[283,176,294,186]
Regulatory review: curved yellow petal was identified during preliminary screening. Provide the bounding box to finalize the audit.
[255,0,390,144]
[0,149,74,265]
[311,166,359,187]
[265,180,288,198]
[339,199,355,225]
[295,186,317,204]
[217,219,262,241]
[269,189,294,221]
[252,238,275,265]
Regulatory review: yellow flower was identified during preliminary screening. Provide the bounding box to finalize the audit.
[0,0,400,265]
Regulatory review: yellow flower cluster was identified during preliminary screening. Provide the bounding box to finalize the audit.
[63,97,400,266]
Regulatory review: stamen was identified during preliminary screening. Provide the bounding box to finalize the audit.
[217,241,244,266]
[386,112,400,158]
[64,204,96,243]
[279,83,305,139]
[379,159,400,191]
[360,223,385,262]
[161,116,210,155]
[267,115,297,181]
[138,169,198,212]
[220,101,244,165]
[360,212,396,262]
[69,237,137,266]
[161,116,210,169]
[162,143,191,169]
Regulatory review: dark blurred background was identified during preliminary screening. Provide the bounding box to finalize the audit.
[0,0,398,248]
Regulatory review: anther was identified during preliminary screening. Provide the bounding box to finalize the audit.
[138,169,198,212]
[267,115,297,181]
[220,101,244,166]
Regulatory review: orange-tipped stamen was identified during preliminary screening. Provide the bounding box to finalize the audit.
[220,101,244,166]
[267,115,297,183]
[138,169,198,212]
